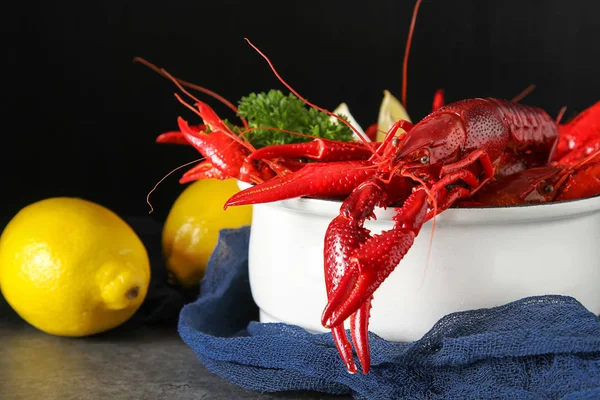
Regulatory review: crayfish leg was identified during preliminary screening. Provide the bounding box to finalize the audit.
[156,124,205,145]
[439,149,494,182]
[156,131,191,145]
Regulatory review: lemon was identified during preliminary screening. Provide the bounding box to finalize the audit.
[162,178,252,287]
[376,90,412,142]
[0,198,150,337]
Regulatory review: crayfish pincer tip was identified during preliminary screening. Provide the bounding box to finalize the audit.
[341,358,357,374]
[223,197,242,210]
[223,194,240,209]
[321,312,333,329]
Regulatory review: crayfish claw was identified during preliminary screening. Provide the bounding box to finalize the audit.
[331,324,357,374]
[351,298,373,374]
[179,160,228,183]
[324,189,429,329]
[248,138,374,162]
[321,266,359,329]
[225,161,374,208]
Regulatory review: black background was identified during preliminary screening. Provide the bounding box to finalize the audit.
[4,0,599,221]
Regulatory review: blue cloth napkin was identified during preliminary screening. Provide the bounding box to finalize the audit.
[178,227,600,400]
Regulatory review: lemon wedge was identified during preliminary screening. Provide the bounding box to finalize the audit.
[331,103,368,142]
[376,90,411,142]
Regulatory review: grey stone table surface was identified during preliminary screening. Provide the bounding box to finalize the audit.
[0,296,349,400]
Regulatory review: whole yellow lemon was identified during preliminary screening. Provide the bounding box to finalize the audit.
[162,178,252,287]
[0,198,150,337]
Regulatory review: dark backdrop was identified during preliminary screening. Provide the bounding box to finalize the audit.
[4,0,599,220]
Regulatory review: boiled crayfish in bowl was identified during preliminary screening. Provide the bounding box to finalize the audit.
[138,0,600,376]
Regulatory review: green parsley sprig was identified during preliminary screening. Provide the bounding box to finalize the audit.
[232,89,355,148]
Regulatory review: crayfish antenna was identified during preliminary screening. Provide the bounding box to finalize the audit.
[402,0,424,109]
[243,38,380,159]
[133,57,247,128]
[136,58,271,173]
[145,158,203,214]
[167,79,256,154]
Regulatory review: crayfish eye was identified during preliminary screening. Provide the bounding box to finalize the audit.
[391,138,400,147]
[420,155,430,164]
[544,184,554,193]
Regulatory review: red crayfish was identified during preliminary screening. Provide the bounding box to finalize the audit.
[140,0,600,376]
[226,96,599,374]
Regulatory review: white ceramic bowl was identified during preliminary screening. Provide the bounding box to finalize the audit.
[239,181,600,342]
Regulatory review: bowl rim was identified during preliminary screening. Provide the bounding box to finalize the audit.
[237,179,600,210]
[237,180,600,225]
